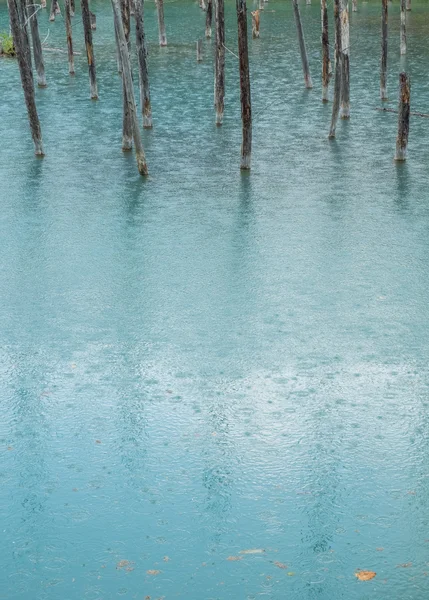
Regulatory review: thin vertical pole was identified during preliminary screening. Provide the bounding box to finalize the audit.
[120,0,132,151]
[340,0,350,118]
[328,0,342,137]
[380,0,388,100]
[27,0,47,87]
[292,0,313,89]
[394,72,410,161]
[400,0,406,55]
[81,0,98,99]
[214,0,225,125]
[134,0,152,128]
[65,0,75,75]
[157,0,167,46]
[236,0,251,169]
[321,0,329,102]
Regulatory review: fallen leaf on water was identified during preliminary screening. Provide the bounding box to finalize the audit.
[273,561,288,569]
[147,570,161,576]
[287,572,295,577]
[376,548,384,552]
[117,560,134,570]
[355,570,376,581]
[239,549,265,555]
[95,440,102,444]
[396,563,412,568]
[227,556,242,562]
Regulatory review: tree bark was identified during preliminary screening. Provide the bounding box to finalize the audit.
[292,0,313,89]
[120,0,132,151]
[236,0,251,170]
[112,0,148,175]
[214,0,225,125]
[394,72,410,160]
[199,0,206,9]
[156,0,167,46]
[81,0,98,99]
[49,0,60,21]
[400,0,406,55]
[65,0,75,74]
[340,0,349,118]
[27,0,47,87]
[328,0,342,137]
[251,9,260,38]
[134,0,152,128]
[321,0,329,102]
[380,0,388,100]
[205,0,212,38]
[8,0,44,155]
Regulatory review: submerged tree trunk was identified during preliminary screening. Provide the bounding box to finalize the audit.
[380,0,388,100]
[81,0,98,98]
[340,0,350,118]
[120,0,132,151]
[65,0,75,74]
[292,0,313,89]
[112,0,148,175]
[134,0,152,128]
[157,0,167,46]
[400,0,406,55]
[321,0,329,102]
[394,72,410,160]
[214,0,225,125]
[8,0,44,155]
[329,0,342,137]
[236,0,251,170]
[205,0,212,38]
[27,0,47,87]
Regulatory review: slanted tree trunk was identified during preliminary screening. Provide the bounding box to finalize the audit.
[65,0,75,74]
[321,0,329,102]
[134,0,152,128]
[196,38,203,61]
[120,0,132,150]
[394,72,410,160]
[251,9,260,38]
[27,0,46,87]
[292,0,313,89]
[340,0,350,118]
[156,0,167,46]
[115,26,122,73]
[8,0,44,155]
[236,0,251,170]
[380,0,388,100]
[214,0,225,125]
[112,0,148,175]
[81,0,98,99]
[205,0,212,37]
[17,0,32,67]
[328,0,342,137]
[400,0,406,55]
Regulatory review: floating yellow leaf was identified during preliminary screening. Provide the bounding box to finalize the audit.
[239,549,265,555]
[274,561,288,569]
[147,570,161,576]
[355,570,376,581]
[227,556,242,561]
[287,572,295,577]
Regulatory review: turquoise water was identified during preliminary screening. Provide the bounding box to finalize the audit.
[2,1,429,598]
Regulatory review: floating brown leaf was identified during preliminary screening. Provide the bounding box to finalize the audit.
[376,548,384,552]
[274,561,288,569]
[227,556,242,562]
[147,570,161,576]
[239,549,265,555]
[117,560,134,570]
[355,570,376,581]
[95,440,102,444]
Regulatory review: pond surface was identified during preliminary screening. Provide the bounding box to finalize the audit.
[1,0,429,598]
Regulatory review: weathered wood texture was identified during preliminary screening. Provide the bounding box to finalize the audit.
[134,0,152,128]
[8,0,44,155]
[340,0,350,118]
[65,0,75,74]
[400,0,406,54]
[329,0,342,137]
[196,38,203,61]
[236,0,251,170]
[321,0,329,102]
[214,0,225,125]
[395,72,410,160]
[27,0,47,87]
[112,0,148,175]
[120,0,132,150]
[81,0,98,98]
[292,0,313,89]
[49,0,60,21]
[251,9,260,38]
[205,0,212,38]
[156,0,167,46]
[380,0,388,100]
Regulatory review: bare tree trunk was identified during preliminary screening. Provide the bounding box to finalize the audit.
[352,0,357,11]
[400,0,406,55]
[406,0,411,10]
[340,0,350,118]
[394,72,410,160]
[321,0,329,102]
[81,0,98,99]
[199,0,206,9]
[120,0,132,150]
[380,0,388,100]
[328,0,342,137]
[157,0,167,46]
[70,0,75,16]
[65,0,75,74]
[134,0,152,128]
[196,38,203,61]
[292,0,313,89]
[8,0,44,155]
[41,0,46,8]
[17,0,32,67]
[27,0,47,87]
[236,0,251,170]
[49,0,60,21]
[115,26,122,72]
[214,0,225,125]
[251,9,260,38]
[112,0,148,175]
[205,0,212,37]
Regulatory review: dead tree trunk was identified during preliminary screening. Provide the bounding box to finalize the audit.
[196,38,203,61]
[292,0,313,89]
[8,0,44,155]
[120,0,132,150]
[90,11,96,29]
[400,0,406,55]
[199,0,206,9]
[49,0,60,21]
[115,26,122,72]
[340,0,349,118]
[65,0,75,74]
[380,0,388,100]
[214,0,225,125]
[406,0,411,10]
[352,0,357,11]
[134,0,152,128]
[328,0,342,137]
[157,0,167,46]
[236,0,251,170]
[81,0,98,99]
[17,0,32,67]
[321,0,329,102]
[394,72,410,160]
[27,0,47,87]
[70,0,75,16]
[112,0,148,175]
[206,0,212,38]
[251,9,260,38]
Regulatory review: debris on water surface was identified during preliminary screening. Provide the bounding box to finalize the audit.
[163,556,170,562]
[95,440,102,444]
[239,549,265,555]
[273,561,288,569]
[147,570,161,575]
[117,560,134,571]
[396,562,412,568]
[287,572,295,576]
[355,570,376,581]
[376,548,384,552]
[7,446,13,451]
[227,556,242,561]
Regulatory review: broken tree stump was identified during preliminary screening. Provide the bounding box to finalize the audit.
[134,0,152,128]
[156,0,167,46]
[394,72,410,161]
[292,0,313,89]
[237,0,252,170]
[81,0,98,99]
[380,0,388,100]
[205,0,212,38]
[90,10,96,30]
[214,0,225,125]
[49,0,60,21]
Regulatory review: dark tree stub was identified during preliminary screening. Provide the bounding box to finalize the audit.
[400,0,406,54]
[8,0,44,155]
[380,0,388,100]
[27,0,47,87]
[340,0,349,118]
[236,0,252,170]
[321,0,329,102]
[251,10,260,38]
[205,0,212,38]
[65,0,75,74]
[395,72,410,161]
[157,0,167,46]
[134,0,152,128]
[90,11,97,30]
[214,0,225,125]
[292,0,313,89]
[81,0,98,99]
[112,0,148,175]
[120,0,132,150]
[328,0,342,138]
